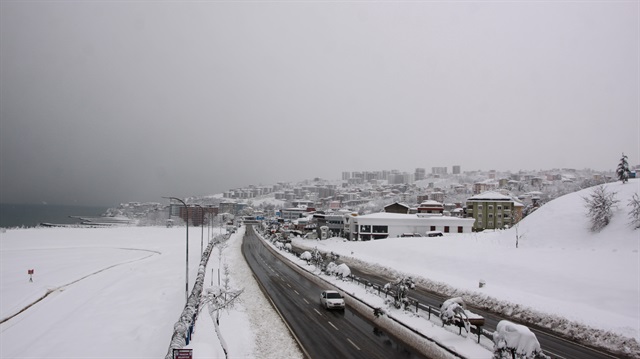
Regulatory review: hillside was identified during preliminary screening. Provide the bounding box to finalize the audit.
[293,179,640,354]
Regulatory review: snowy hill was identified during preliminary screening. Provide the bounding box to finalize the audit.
[293,179,640,353]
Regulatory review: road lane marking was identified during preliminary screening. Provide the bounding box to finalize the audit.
[347,338,361,351]
[286,283,291,288]
[328,321,339,331]
[294,290,299,295]
[303,298,309,304]
[314,308,322,316]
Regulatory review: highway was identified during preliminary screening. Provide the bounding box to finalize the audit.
[241,226,429,359]
[291,243,623,359]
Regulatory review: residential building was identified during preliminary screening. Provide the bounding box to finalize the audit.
[416,200,444,214]
[432,167,448,175]
[465,191,521,231]
[384,202,411,214]
[279,207,310,221]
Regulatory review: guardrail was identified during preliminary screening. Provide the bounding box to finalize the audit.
[259,230,493,347]
[164,233,229,359]
[345,273,490,344]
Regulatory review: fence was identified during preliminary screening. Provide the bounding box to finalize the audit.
[276,238,494,346]
[164,233,229,359]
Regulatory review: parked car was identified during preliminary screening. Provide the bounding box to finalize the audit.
[426,231,443,237]
[320,290,345,310]
[400,233,421,237]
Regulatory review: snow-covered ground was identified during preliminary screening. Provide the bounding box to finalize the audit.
[0,225,299,359]
[292,179,640,355]
[1,179,638,358]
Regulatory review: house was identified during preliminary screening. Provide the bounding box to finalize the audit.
[384,202,411,214]
[348,212,475,240]
[416,200,444,215]
[465,191,521,231]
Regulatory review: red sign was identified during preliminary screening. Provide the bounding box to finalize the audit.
[28,269,34,275]
[173,349,192,359]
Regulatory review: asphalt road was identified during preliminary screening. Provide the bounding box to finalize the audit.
[290,242,623,359]
[241,226,429,359]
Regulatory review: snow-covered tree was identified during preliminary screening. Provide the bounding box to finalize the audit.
[200,284,244,359]
[440,297,470,332]
[583,185,619,232]
[617,153,630,183]
[384,277,415,309]
[628,193,640,230]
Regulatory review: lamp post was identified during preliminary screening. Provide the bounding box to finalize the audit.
[163,196,189,303]
[195,205,204,255]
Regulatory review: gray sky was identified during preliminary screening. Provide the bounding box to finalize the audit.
[1,1,638,206]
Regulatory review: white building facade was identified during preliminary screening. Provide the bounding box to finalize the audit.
[348,213,475,241]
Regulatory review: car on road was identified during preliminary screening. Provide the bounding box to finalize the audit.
[320,290,345,310]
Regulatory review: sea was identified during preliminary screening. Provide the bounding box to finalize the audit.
[0,203,111,228]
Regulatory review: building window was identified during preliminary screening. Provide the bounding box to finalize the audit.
[497,205,502,210]
[444,226,450,233]
[488,213,493,218]
[488,205,494,210]
[478,204,483,210]
[372,225,387,233]
[360,225,371,232]
[488,221,494,227]
[458,226,463,233]
[430,226,436,231]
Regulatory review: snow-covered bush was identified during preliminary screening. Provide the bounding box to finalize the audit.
[284,243,292,252]
[628,192,640,229]
[440,297,468,327]
[300,251,312,261]
[274,241,284,250]
[493,320,549,359]
[325,262,338,275]
[384,277,415,309]
[335,263,351,278]
[325,262,351,279]
[583,185,619,232]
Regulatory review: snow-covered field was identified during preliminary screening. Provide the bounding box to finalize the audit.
[0,225,302,359]
[1,179,638,358]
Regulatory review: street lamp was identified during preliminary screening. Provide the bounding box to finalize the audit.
[194,204,204,255]
[163,196,189,303]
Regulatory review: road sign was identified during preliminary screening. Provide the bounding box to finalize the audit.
[173,348,192,359]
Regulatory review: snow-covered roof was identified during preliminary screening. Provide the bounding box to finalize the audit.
[467,191,514,201]
[418,200,443,206]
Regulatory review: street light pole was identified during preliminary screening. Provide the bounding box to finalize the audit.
[195,205,204,255]
[163,196,189,303]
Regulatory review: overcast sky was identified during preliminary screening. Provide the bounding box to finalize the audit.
[1,1,638,206]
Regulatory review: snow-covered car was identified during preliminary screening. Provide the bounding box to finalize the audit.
[426,231,443,237]
[320,290,345,310]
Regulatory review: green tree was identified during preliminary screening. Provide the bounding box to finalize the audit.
[617,153,630,183]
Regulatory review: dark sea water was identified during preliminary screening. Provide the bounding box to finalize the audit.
[0,203,110,228]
